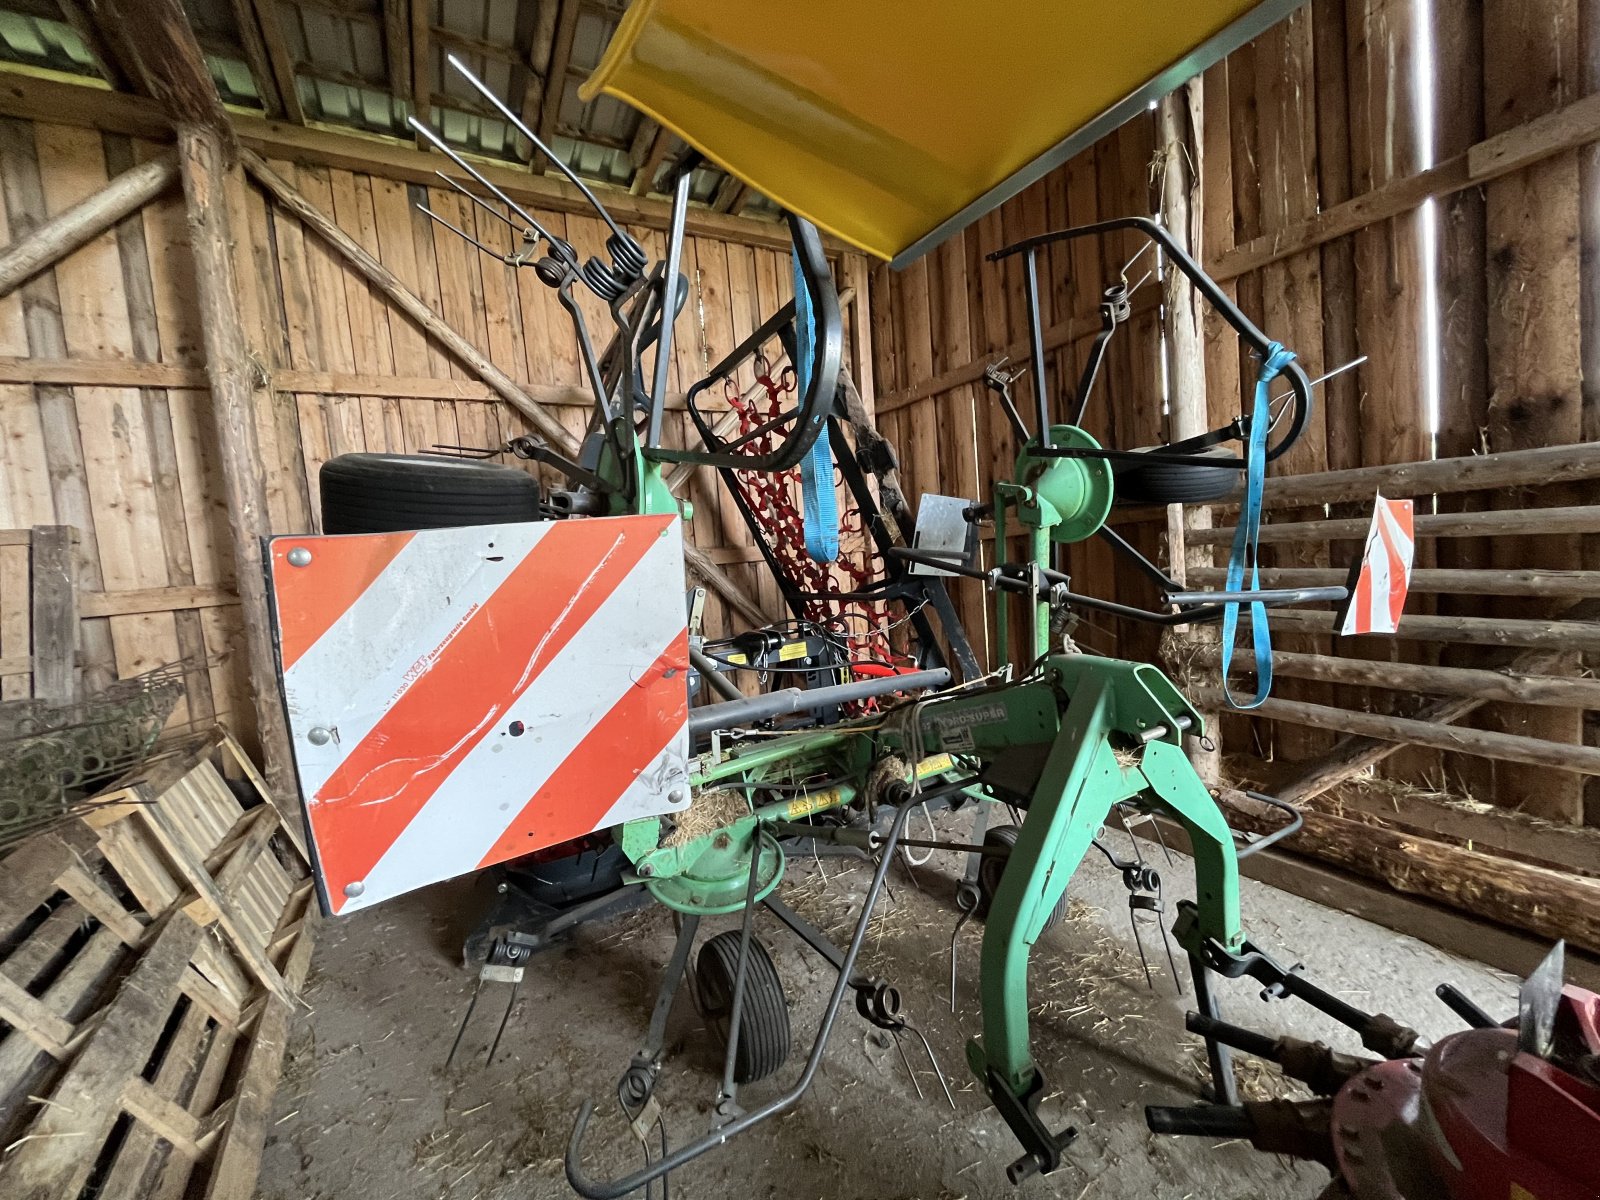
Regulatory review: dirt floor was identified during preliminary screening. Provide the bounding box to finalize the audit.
[259,809,1517,1200]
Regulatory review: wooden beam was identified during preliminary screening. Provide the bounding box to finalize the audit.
[1187,565,1600,599]
[0,70,808,254]
[53,0,132,90]
[241,149,775,631]
[629,124,671,196]
[176,126,297,803]
[1212,441,1600,511]
[1311,785,1600,881]
[1190,690,1600,775]
[516,0,559,141]
[84,0,230,129]
[1242,608,1600,654]
[408,0,429,132]
[223,0,287,118]
[1208,89,1600,283]
[1217,788,1600,955]
[242,148,573,450]
[382,0,411,103]
[1192,504,1600,547]
[0,356,704,409]
[1188,826,1600,992]
[29,525,77,703]
[530,0,579,168]
[79,583,238,618]
[246,0,306,125]
[711,175,749,214]
[1196,645,1600,710]
[0,151,177,298]
[1276,694,1485,805]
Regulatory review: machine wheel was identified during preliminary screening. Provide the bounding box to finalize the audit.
[1113,446,1237,505]
[977,824,1070,930]
[319,452,541,534]
[695,930,791,1084]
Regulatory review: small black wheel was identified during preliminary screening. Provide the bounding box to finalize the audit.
[695,930,791,1084]
[319,452,542,534]
[1113,446,1238,505]
[977,824,1069,930]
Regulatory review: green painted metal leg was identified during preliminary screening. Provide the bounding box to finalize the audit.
[971,676,1125,1097]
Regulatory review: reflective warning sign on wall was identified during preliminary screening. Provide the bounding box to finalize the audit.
[1339,493,1414,636]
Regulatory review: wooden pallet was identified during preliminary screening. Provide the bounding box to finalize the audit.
[0,728,314,1200]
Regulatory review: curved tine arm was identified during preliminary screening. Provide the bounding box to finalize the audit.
[991,217,1314,462]
[565,790,952,1199]
[445,52,629,242]
[406,116,564,250]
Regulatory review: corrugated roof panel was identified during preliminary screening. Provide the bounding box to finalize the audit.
[0,11,92,74]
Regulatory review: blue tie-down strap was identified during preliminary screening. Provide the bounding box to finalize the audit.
[792,247,838,562]
[1220,341,1296,709]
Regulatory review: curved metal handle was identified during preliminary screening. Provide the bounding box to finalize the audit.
[659,214,842,473]
[990,217,1314,463]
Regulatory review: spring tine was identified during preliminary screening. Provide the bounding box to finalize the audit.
[435,169,526,237]
[907,1024,956,1110]
[1159,916,1184,998]
[1129,905,1155,992]
[1148,810,1176,867]
[892,1030,925,1101]
[415,203,510,260]
[486,978,522,1064]
[446,977,485,1068]
[445,52,626,240]
[948,909,971,1014]
[406,116,557,242]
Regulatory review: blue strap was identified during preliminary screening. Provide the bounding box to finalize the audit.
[792,248,838,562]
[1220,341,1296,710]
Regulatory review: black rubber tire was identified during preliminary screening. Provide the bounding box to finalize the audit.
[695,930,791,1085]
[1113,446,1238,505]
[976,824,1070,930]
[319,452,541,534]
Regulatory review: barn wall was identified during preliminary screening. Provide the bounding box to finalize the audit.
[869,0,1600,822]
[0,114,871,753]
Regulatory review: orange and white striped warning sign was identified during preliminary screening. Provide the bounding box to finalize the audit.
[266,515,692,915]
[1339,492,1413,636]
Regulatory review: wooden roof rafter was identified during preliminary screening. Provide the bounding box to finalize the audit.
[244,0,306,121]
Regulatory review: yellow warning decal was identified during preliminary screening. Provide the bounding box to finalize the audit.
[778,641,809,662]
[787,786,846,819]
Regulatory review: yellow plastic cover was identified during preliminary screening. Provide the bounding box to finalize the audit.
[581,0,1302,265]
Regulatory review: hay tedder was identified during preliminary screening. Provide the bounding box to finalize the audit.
[258,3,1599,1197]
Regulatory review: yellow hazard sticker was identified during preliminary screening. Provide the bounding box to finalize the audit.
[778,641,809,662]
[787,788,844,819]
[917,753,955,777]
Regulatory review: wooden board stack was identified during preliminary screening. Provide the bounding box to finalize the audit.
[0,729,313,1200]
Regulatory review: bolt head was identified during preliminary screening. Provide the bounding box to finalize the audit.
[344,881,365,897]
[636,862,655,877]
[287,547,312,567]
[307,726,332,746]
[668,787,686,804]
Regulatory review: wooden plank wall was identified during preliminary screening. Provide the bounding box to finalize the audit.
[0,115,872,754]
[870,0,1600,823]
[871,116,1167,673]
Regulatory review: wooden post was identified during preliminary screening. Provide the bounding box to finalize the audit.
[1158,78,1222,785]
[1481,0,1587,821]
[176,126,296,800]
[28,525,78,703]
[0,152,177,298]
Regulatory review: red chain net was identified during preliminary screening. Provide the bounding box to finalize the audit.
[722,363,905,677]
